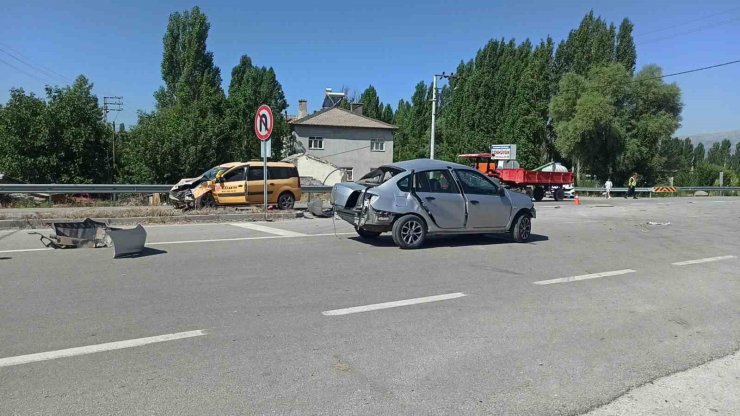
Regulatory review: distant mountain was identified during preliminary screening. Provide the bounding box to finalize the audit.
[678,129,740,149]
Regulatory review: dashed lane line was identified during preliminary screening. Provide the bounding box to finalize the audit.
[0,330,206,368]
[534,269,636,285]
[322,292,467,316]
[671,255,736,266]
[229,222,307,237]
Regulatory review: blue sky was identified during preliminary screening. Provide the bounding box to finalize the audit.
[1,0,739,136]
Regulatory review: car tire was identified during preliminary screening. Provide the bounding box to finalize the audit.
[533,186,545,202]
[511,213,532,243]
[277,192,295,210]
[355,227,381,239]
[392,215,427,249]
[196,192,216,209]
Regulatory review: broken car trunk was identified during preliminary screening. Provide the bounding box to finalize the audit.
[30,218,147,257]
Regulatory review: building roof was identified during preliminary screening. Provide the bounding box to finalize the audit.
[289,107,397,130]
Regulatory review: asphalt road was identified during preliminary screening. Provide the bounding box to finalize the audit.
[1,197,738,415]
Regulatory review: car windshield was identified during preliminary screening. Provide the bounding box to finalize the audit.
[357,166,404,185]
[201,166,226,180]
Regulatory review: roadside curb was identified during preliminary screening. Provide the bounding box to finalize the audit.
[0,211,304,229]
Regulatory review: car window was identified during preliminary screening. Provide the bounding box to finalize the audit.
[223,167,245,182]
[396,175,410,192]
[268,167,296,180]
[247,167,265,181]
[202,165,226,180]
[455,169,499,195]
[414,170,459,194]
[358,166,404,185]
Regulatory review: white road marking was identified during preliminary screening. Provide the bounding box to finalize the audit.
[322,292,467,316]
[0,330,205,368]
[671,255,736,266]
[148,232,354,246]
[229,222,307,237]
[0,248,54,254]
[534,269,636,285]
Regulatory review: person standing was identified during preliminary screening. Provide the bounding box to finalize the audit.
[604,178,613,199]
[625,173,638,199]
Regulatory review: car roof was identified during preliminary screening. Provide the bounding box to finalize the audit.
[221,161,296,170]
[387,158,474,171]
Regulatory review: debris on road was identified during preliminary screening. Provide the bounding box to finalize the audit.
[306,199,333,218]
[646,221,671,226]
[29,218,147,257]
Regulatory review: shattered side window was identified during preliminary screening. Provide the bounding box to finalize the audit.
[397,175,410,192]
[358,167,403,185]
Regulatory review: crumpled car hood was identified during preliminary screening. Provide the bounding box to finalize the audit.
[171,176,203,191]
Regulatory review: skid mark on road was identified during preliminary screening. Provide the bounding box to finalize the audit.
[671,255,736,266]
[229,222,307,237]
[0,330,206,368]
[534,269,636,285]
[322,292,467,316]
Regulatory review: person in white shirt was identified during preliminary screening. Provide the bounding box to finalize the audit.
[604,178,613,199]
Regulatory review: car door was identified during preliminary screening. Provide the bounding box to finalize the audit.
[217,166,247,205]
[454,169,511,229]
[246,165,267,205]
[413,170,465,229]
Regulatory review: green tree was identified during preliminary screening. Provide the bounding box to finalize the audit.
[226,55,289,161]
[615,18,637,74]
[550,63,681,183]
[693,142,705,164]
[358,85,382,120]
[394,82,431,161]
[124,6,228,183]
[0,89,53,182]
[381,103,394,124]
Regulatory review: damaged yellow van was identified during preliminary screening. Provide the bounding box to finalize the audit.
[211,161,301,209]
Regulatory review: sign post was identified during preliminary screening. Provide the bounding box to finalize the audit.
[254,105,274,218]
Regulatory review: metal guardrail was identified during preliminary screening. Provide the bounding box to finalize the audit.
[574,186,740,193]
[0,184,333,194]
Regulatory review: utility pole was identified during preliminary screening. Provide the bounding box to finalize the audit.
[103,96,123,182]
[430,72,457,160]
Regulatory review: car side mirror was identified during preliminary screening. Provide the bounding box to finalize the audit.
[498,187,506,196]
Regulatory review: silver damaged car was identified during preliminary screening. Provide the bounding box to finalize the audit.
[331,159,536,249]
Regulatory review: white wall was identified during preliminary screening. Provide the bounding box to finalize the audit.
[291,154,344,186]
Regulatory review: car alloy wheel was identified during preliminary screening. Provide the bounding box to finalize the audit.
[400,219,423,245]
[519,216,531,240]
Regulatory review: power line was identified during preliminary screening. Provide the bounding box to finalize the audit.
[0,56,56,84]
[631,59,740,83]
[0,42,72,83]
[635,6,740,38]
[637,16,740,46]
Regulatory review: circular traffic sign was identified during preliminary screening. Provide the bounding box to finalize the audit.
[254,104,274,141]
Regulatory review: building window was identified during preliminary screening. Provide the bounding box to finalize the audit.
[308,137,324,150]
[341,167,354,182]
[370,139,385,152]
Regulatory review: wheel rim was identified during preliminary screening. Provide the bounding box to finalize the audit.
[279,194,292,209]
[519,217,531,240]
[400,220,423,245]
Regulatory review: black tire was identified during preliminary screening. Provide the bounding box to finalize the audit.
[196,192,216,209]
[511,213,532,243]
[277,192,295,210]
[392,215,427,249]
[355,227,381,239]
[533,186,545,202]
[553,188,564,201]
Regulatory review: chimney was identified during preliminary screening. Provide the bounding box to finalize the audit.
[350,103,363,115]
[298,99,308,118]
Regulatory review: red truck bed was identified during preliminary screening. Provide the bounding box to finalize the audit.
[495,168,574,186]
[458,153,574,186]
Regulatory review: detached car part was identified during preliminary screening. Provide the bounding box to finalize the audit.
[30,218,147,258]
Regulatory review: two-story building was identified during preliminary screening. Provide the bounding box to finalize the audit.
[289,90,396,182]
